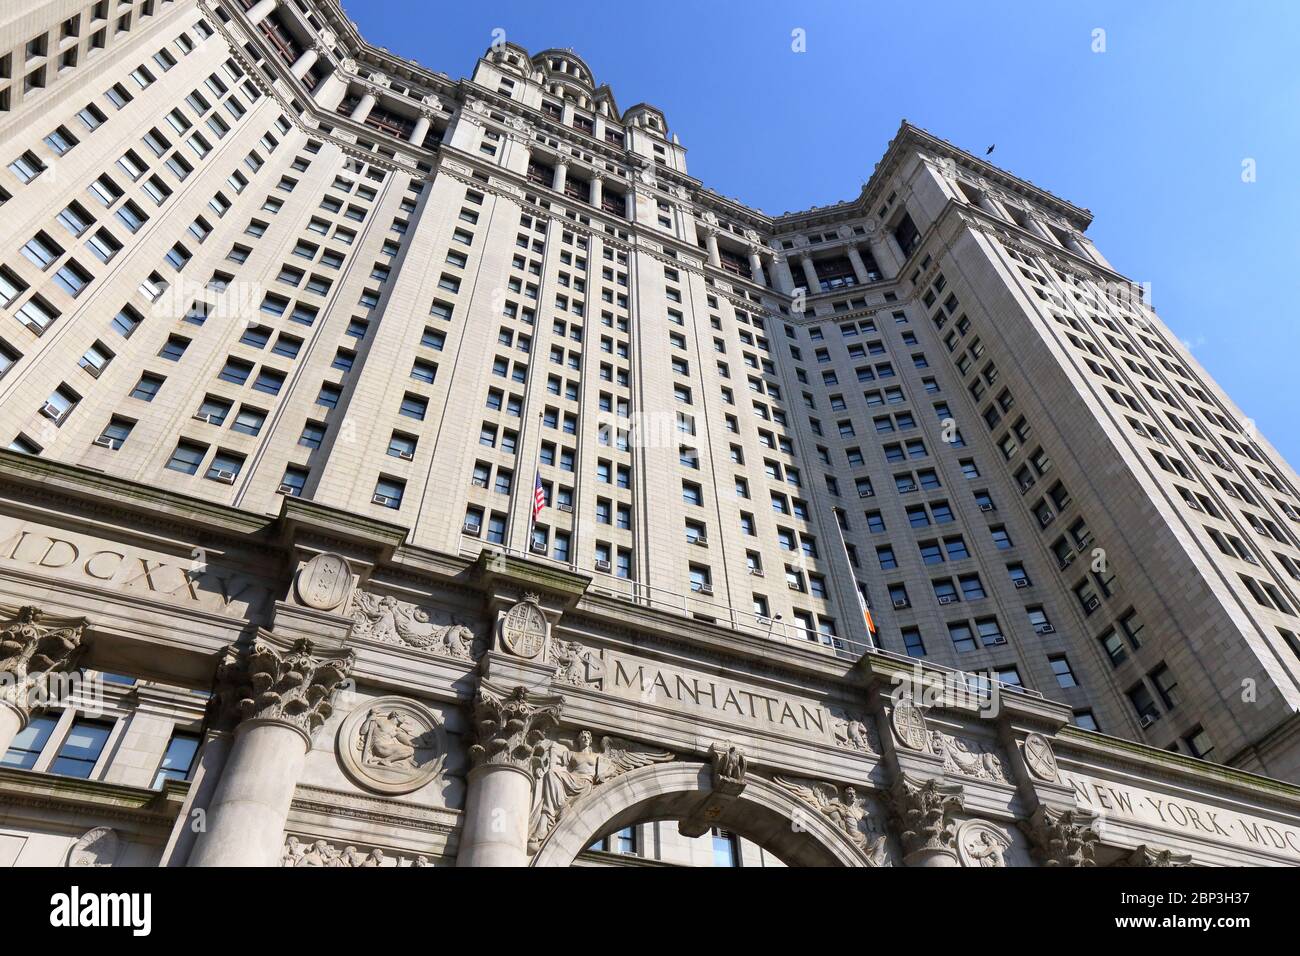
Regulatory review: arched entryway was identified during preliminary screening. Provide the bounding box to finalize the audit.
[530,762,871,867]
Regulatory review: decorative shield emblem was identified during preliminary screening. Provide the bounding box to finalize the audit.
[890,697,928,752]
[500,594,547,659]
[1022,732,1059,782]
[337,697,446,795]
[295,553,351,611]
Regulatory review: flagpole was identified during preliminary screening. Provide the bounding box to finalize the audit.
[527,409,545,549]
[831,506,877,649]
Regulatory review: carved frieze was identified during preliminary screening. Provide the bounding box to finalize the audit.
[929,730,1009,784]
[773,775,891,866]
[349,591,482,662]
[548,639,604,687]
[281,837,433,867]
[1122,844,1193,867]
[529,730,673,852]
[337,697,447,796]
[829,707,878,755]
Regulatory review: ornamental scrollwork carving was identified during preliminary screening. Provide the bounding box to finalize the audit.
[528,730,674,852]
[349,591,483,662]
[929,730,1009,783]
[1122,844,1192,867]
[0,606,89,720]
[773,775,891,866]
[215,636,354,738]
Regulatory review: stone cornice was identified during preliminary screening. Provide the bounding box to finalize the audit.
[1058,726,1300,804]
[0,768,187,828]
[0,449,272,542]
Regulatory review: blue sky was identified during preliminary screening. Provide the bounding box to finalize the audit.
[343,0,1300,463]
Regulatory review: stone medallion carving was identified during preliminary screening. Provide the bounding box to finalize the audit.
[295,553,352,611]
[499,593,548,659]
[956,819,1011,867]
[337,696,446,795]
[67,827,119,867]
[1021,732,1059,782]
[890,697,928,751]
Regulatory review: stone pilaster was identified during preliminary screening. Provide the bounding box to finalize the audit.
[457,681,563,867]
[186,635,354,867]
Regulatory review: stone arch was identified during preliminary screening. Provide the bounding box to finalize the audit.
[530,762,870,867]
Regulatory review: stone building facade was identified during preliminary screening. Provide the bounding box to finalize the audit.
[0,0,1298,867]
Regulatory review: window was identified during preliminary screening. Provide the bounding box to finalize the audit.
[205,451,244,483]
[50,719,114,778]
[152,732,201,788]
[1049,656,1078,688]
[166,440,207,475]
[1,714,58,769]
[129,373,164,401]
[373,476,405,509]
[96,416,133,450]
[711,828,739,867]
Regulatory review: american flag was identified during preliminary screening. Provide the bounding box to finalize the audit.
[531,471,546,523]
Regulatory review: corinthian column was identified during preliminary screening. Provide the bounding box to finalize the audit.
[245,0,279,25]
[187,636,354,868]
[290,48,318,80]
[0,606,89,756]
[799,255,820,292]
[457,681,562,867]
[1026,805,1100,867]
[887,774,964,867]
[350,91,377,124]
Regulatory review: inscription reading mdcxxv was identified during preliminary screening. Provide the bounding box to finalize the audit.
[609,657,827,734]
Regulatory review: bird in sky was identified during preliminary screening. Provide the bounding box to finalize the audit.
[986,144,996,155]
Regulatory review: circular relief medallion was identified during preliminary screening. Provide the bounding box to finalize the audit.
[67,827,119,868]
[890,698,928,752]
[1022,732,1059,782]
[500,597,547,659]
[956,820,1011,868]
[295,553,351,611]
[337,697,446,795]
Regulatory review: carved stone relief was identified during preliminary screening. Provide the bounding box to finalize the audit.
[294,552,352,611]
[349,591,482,661]
[1024,806,1100,867]
[956,819,1012,867]
[1021,732,1059,782]
[708,740,747,795]
[66,827,119,867]
[498,593,548,659]
[889,697,928,751]
[829,707,878,755]
[773,775,891,866]
[528,730,673,852]
[336,696,447,796]
[281,837,434,867]
[929,730,1009,783]
[548,638,604,687]
[215,637,354,737]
